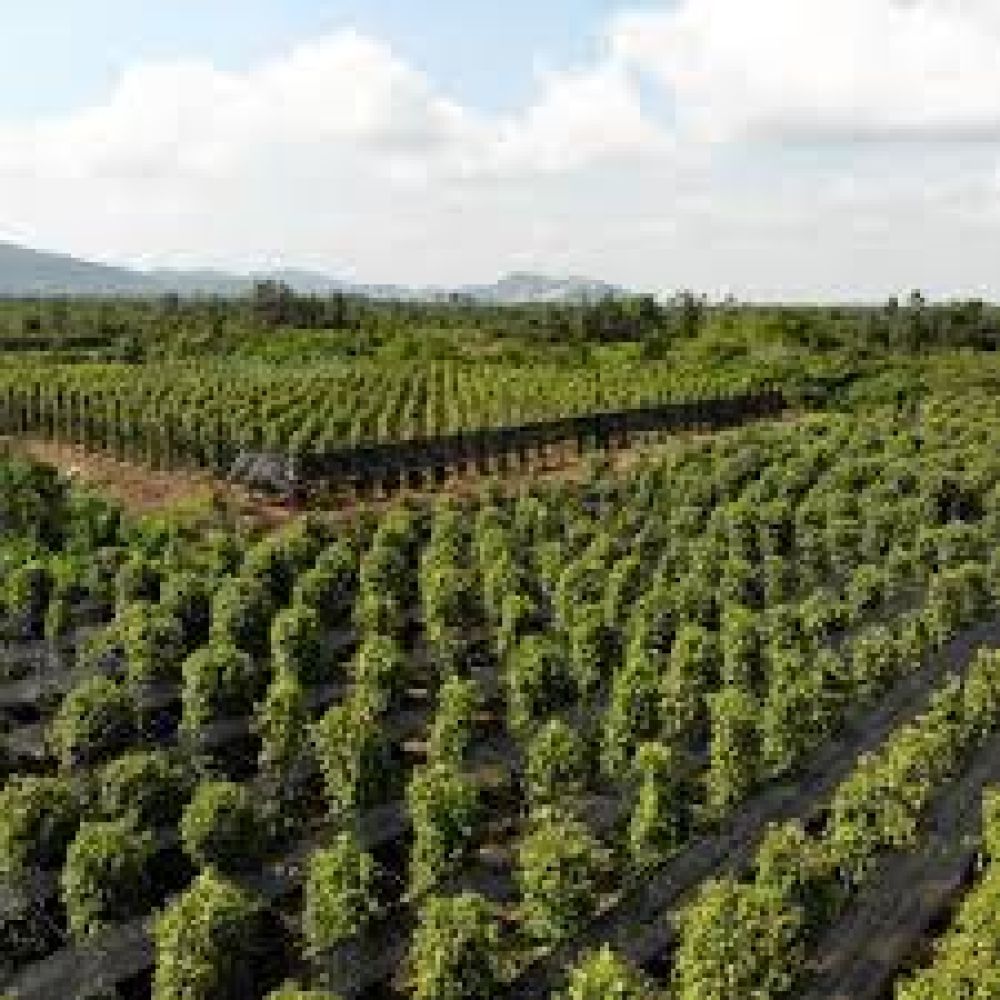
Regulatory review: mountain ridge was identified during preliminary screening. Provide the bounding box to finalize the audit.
[0,242,623,304]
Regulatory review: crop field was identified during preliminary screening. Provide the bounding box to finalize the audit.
[2,324,1000,1000]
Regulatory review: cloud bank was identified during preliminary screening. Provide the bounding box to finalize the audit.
[2,1,999,298]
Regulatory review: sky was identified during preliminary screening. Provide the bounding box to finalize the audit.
[1,0,999,300]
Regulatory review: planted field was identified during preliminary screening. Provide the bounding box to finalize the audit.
[3,393,1000,999]
[0,358,796,481]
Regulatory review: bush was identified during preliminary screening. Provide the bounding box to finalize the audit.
[506,635,574,740]
[119,602,187,686]
[525,718,587,807]
[114,555,160,613]
[515,808,605,945]
[99,749,191,827]
[48,676,136,770]
[407,763,479,897]
[181,641,261,734]
[266,988,343,1000]
[674,876,804,1000]
[293,539,358,627]
[311,700,389,819]
[628,742,691,869]
[180,780,262,872]
[255,668,312,789]
[353,634,407,717]
[302,832,378,956]
[271,604,326,684]
[561,946,653,1000]
[210,575,275,657]
[159,571,212,650]
[4,560,52,639]
[152,868,263,1000]
[408,894,500,1000]
[0,775,79,875]
[427,675,481,766]
[61,816,155,939]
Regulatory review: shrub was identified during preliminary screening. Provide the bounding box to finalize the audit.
[506,635,574,740]
[312,700,389,819]
[561,946,653,1000]
[0,775,79,876]
[628,742,691,869]
[4,560,52,639]
[152,869,263,1000]
[407,763,479,897]
[408,894,500,1000]
[159,571,212,650]
[114,555,160,613]
[515,808,605,945]
[210,575,275,657]
[427,675,482,766]
[255,668,312,788]
[61,817,154,939]
[119,602,187,686]
[302,832,378,956]
[525,718,587,808]
[48,676,136,770]
[293,539,358,627]
[271,604,326,684]
[181,641,261,734]
[180,780,262,872]
[99,749,191,827]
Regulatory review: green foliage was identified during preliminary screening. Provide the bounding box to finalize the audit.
[210,575,275,657]
[48,676,136,770]
[271,603,326,684]
[601,638,662,779]
[524,718,587,808]
[628,742,691,869]
[0,775,79,876]
[293,539,357,627]
[152,868,263,1000]
[266,988,344,1000]
[255,667,312,787]
[407,762,480,897]
[159,571,212,650]
[427,675,482,766]
[506,635,574,740]
[705,687,759,817]
[119,601,187,685]
[311,699,389,819]
[515,808,605,946]
[61,816,155,939]
[98,749,191,827]
[180,780,262,873]
[561,946,654,1000]
[181,641,261,734]
[302,832,378,955]
[673,876,805,1000]
[408,894,500,1000]
[4,560,52,639]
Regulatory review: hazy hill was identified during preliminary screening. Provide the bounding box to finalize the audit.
[0,242,623,303]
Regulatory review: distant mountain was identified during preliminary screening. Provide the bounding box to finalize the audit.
[0,242,624,304]
[0,243,156,296]
[456,272,621,305]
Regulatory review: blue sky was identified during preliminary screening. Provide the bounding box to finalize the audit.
[1,1,998,299]
[1,0,649,119]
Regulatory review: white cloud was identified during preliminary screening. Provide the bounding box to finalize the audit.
[0,27,661,185]
[1,6,1000,298]
[612,0,1000,143]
